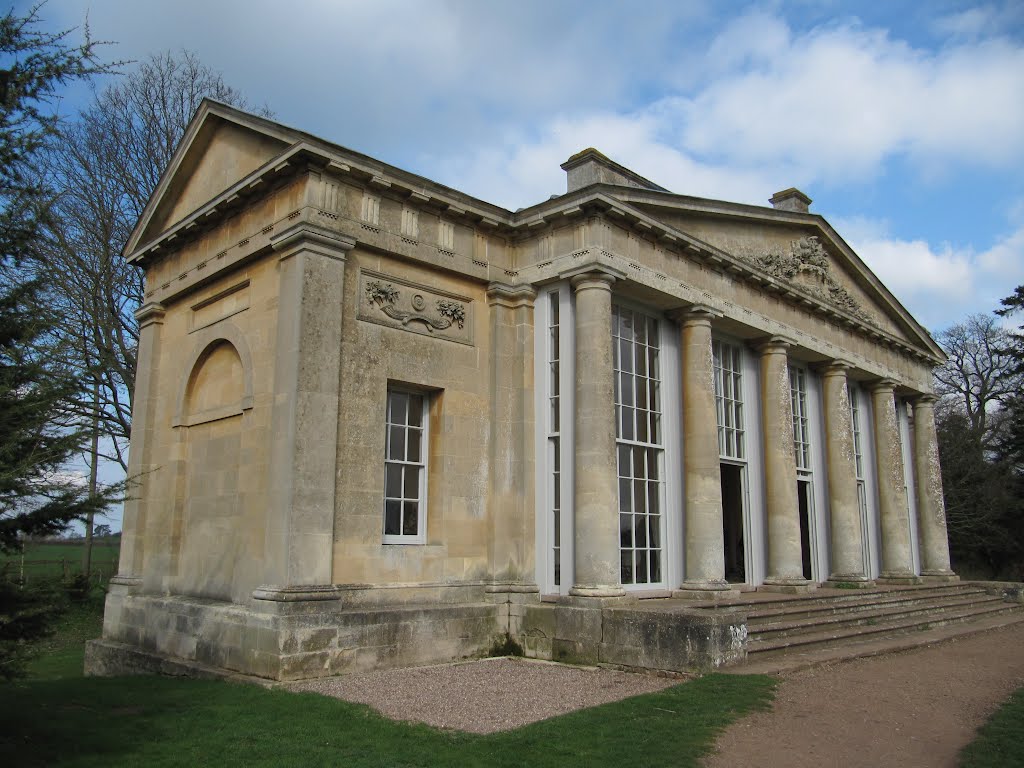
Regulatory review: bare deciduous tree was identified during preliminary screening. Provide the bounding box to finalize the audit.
[38,50,269,472]
[933,313,1021,439]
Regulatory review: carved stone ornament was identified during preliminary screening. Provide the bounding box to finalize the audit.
[754,236,872,323]
[358,271,473,345]
[365,280,466,331]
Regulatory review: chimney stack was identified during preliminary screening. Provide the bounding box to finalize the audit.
[769,188,812,213]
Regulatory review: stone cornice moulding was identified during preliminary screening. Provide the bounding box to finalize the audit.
[127,142,322,265]
[131,99,944,368]
[270,221,356,261]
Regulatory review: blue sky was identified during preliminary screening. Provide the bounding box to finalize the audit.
[30,0,1024,333]
[17,1,1023,531]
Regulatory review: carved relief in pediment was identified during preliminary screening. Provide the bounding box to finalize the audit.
[753,236,874,324]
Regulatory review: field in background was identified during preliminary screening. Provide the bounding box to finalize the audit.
[0,537,120,587]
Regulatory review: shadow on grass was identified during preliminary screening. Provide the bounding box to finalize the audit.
[1,672,775,768]
[959,685,1024,768]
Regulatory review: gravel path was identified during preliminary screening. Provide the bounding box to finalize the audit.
[288,656,676,733]
[704,622,1024,768]
[287,622,1024,765]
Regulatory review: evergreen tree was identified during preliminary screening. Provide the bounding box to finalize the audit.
[0,5,116,679]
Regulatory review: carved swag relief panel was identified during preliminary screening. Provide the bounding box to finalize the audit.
[358,270,473,345]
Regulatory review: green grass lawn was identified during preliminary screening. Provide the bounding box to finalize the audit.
[959,686,1024,768]
[1,597,778,768]
[0,539,120,583]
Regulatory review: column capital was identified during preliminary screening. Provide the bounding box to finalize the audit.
[270,221,355,261]
[667,303,721,327]
[486,282,536,308]
[135,301,166,327]
[911,393,939,406]
[753,334,796,355]
[570,271,617,293]
[815,359,853,377]
[869,378,898,394]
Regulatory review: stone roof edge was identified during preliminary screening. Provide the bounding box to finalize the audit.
[125,99,517,260]
[597,186,945,363]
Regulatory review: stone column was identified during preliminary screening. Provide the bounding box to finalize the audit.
[486,283,538,590]
[570,271,624,597]
[675,307,729,592]
[820,362,870,584]
[265,223,354,588]
[115,302,166,585]
[757,337,809,589]
[911,395,956,579]
[870,381,917,582]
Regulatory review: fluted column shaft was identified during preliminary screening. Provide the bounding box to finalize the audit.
[758,338,807,585]
[678,308,728,591]
[911,396,955,577]
[870,381,916,580]
[570,272,624,597]
[821,363,869,582]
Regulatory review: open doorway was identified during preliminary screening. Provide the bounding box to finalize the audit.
[720,463,746,583]
[797,479,813,581]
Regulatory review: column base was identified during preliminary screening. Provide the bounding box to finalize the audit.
[876,572,924,585]
[920,570,960,584]
[819,577,876,589]
[679,578,733,591]
[569,585,626,598]
[672,589,745,600]
[760,577,817,594]
[825,574,876,589]
[108,575,143,592]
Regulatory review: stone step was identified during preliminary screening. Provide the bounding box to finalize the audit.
[747,601,1024,659]
[748,594,1007,642]
[729,610,1024,676]
[747,591,1001,629]
[740,584,986,617]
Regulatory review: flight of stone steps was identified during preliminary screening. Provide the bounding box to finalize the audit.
[743,583,1024,662]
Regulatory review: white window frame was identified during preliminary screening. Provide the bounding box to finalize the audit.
[849,383,873,576]
[789,363,824,581]
[897,398,921,575]
[613,302,667,589]
[712,336,757,584]
[713,339,745,461]
[535,283,575,595]
[382,387,428,545]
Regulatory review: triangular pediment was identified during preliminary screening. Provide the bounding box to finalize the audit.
[613,192,943,359]
[126,101,294,255]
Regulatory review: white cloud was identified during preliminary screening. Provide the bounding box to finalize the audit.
[679,15,1024,182]
[932,3,1024,41]
[426,109,783,210]
[835,216,1024,328]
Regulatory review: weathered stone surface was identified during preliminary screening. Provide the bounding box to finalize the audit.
[99,102,953,682]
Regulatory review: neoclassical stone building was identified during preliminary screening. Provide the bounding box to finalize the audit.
[88,101,954,680]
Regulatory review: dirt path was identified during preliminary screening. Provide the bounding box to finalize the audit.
[704,622,1024,768]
